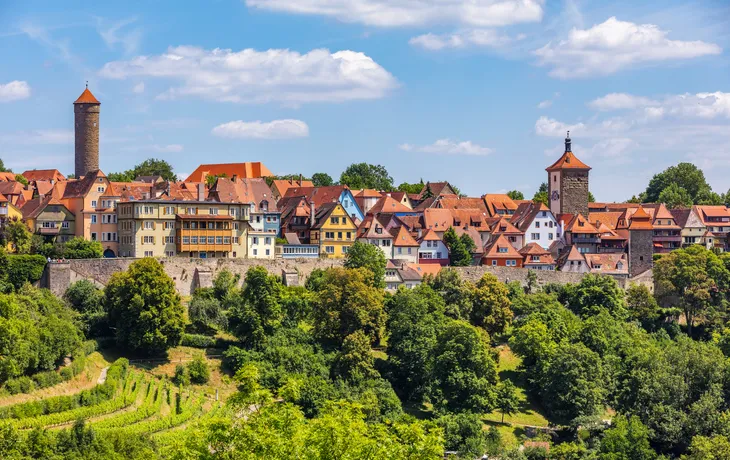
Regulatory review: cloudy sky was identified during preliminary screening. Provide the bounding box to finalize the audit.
[0,0,728,200]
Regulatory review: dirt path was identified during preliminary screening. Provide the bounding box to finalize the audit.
[97,367,109,384]
[0,353,108,408]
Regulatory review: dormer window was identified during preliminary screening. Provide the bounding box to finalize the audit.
[260,200,268,211]
[578,221,584,227]
[498,247,508,253]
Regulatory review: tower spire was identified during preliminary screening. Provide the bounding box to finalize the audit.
[565,131,571,153]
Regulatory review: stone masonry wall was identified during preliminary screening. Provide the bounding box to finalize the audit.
[629,230,654,278]
[74,103,100,178]
[44,257,654,297]
[561,171,589,217]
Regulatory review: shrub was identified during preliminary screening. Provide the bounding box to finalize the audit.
[187,355,210,385]
[6,254,46,290]
[5,377,35,395]
[60,368,74,381]
[32,371,62,389]
[181,334,216,349]
[173,364,190,386]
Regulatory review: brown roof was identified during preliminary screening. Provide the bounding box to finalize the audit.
[21,195,70,219]
[61,170,106,199]
[22,169,66,182]
[392,225,419,246]
[420,228,441,242]
[0,193,7,203]
[483,194,518,216]
[272,179,314,196]
[510,202,551,232]
[185,162,273,183]
[74,87,100,104]
[565,245,586,262]
[670,208,692,228]
[283,185,346,208]
[387,191,409,204]
[103,182,154,200]
[438,196,488,213]
[585,253,628,274]
[311,202,344,230]
[491,216,523,235]
[357,214,393,239]
[546,150,591,172]
[419,182,454,198]
[209,177,277,211]
[34,180,54,196]
[519,242,555,265]
[0,172,16,181]
[628,206,653,230]
[353,189,383,198]
[588,211,623,230]
[483,234,522,259]
[0,181,24,196]
[368,195,412,214]
[565,213,599,234]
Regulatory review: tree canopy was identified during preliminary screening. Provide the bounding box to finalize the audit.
[644,162,724,205]
[344,240,387,289]
[107,158,177,182]
[339,163,393,191]
[506,190,524,200]
[311,172,334,187]
[443,227,472,266]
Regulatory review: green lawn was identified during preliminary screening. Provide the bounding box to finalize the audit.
[482,345,551,447]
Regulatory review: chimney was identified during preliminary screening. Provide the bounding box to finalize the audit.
[232,174,237,183]
[309,200,316,228]
[197,183,205,201]
[299,173,303,186]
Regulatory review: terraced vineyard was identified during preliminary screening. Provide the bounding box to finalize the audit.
[0,354,225,440]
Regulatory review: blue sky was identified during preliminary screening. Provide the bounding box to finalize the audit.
[0,0,728,201]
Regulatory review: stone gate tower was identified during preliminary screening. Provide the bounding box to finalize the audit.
[628,206,654,277]
[546,132,590,216]
[73,85,100,178]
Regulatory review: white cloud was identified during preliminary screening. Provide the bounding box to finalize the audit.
[132,82,145,93]
[588,93,658,111]
[537,99,552,109]
[245,0,545,27]
[409,29,512,50]
[96,17,142,55]
[99,46,397,105]
[537,91,730,166]
[399,139,492,155]
[0,129,73,145]
[0,81,31,102]
[534,17,722,78]
[212,119,310,139]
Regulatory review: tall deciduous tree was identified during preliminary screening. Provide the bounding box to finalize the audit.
[397,180,424,194]
[658,183,694,209]
[506,190,524,201]
[654,245,730,336]
[565,274,628,320]
[107,158,177,182]
[229,266,284,347]
[344,241,387,289]
[532,182,548,206]
[443,227,471,267]
[470,273,513,335]
[311,172,334,187]
[431,320,498,413]
[61,237,103,259]
[104,258,184,355]
[312,267,386,346]
[645,162,712,204]
[495,379,520,423]
[339,163,393,191]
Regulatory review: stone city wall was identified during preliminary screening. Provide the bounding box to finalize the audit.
[41,257,655,297]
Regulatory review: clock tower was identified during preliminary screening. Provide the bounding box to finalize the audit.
[546,132,591,216]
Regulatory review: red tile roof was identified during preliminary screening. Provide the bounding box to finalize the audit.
[420,228,441,242]
[483,194,518,216]
[283,185,346,207]
[483,234,522,259]
[392,225,420,246]
[22,169,66,182]
[209,177,276,210]
[519,242,555,265]
[565,213,599,234]
[0,172,16,181]
[185,162,273,183]
[588,211,623,230]
[74,88,100,104]
[628,206,653,230]
[546,150,591,172]
[368,195,412,214]
[272,179,313,197]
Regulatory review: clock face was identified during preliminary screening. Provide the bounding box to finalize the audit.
[551,190,560,201]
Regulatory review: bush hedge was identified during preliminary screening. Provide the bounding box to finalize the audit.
[6,254,46,289]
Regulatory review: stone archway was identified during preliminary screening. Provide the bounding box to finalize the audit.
[103,248,116,258]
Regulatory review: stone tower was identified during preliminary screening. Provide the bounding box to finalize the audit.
[546,132,591,216]
[73,85,100,178]
[628,206,654,277]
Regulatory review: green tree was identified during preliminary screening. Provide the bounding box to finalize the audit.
[566,274,627,320]
[397,180,425,194]
[431,320,498,413]
[312,268,386,346]
[438,412,491,458]
[538,341,605,421]
[333,330,379,382]
[386,285,446,400]
[61,237,103,259]
[533,182,549,206]
[658,183,693,209]
[683,435,730,460]
[588,191,596,203]
[228,266,284,347]
[108,158,177,182]
[311,172,334,187]
[64,279,105,334]
[13,174,28,186]
[625,283,661,325]
[470,273,513,335]
[443,227,472,266]
[429,268,473,320]
[496,379,520,423]
[344,240,387,289]
[187,354,210,384]
[645,162,712,204]
[654,245,730,336]
[3,219,32,254]
[0,158,9,172]
[104,258,185,355]
[173,363,190,386]
[205,172,227,186]
[339,163,394,191]
[507,190,524,200]
[599,415,657,460]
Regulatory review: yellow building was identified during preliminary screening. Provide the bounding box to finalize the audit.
[0,192,22,223]
[117,199,250,258]
[310,202,356,258]
[20,195,76,243]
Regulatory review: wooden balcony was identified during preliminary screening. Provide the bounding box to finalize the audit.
[176,228,232,253]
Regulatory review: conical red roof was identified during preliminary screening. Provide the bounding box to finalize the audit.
[546,151,590,172]
[74,88,100,104]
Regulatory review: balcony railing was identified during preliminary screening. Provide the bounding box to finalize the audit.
[653,235,682,243]
[573,236,600,243]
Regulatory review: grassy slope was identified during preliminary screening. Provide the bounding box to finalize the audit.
[483,345,552,448]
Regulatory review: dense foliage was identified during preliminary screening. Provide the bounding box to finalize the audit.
[339,162,394,191]
[106,158,177,182]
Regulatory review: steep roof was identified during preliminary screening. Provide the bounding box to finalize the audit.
[565,213,599,234]
[419,181,454,198]
[311,202,344,229]
[0,181,25,196]
[546,150,591,172]
[483,234,522,259]
[437,196,488,213]
[585,253,628,275]
[368,195,412,214]
[283,185,346,207]
[272,179,314,197]
[669,208,692,228]
[419,228,441,242]
[0,193,7,203]
[74,87,100,104]
[588,211,623,230]
[21,195,70,219]
[510,202,551,232]
[482,194,519,216]
[565,245,586,262]
[22,169,66,182]
[628,206,654,230]
[491,216,523,235]
[0,172,16,181]
[209,177,277,211]
[357,214,393,239]
[184,162,273,183]
[61,170,106,199]
[392,225,420,246]
[398,265,423,281]
[519,242,555,265]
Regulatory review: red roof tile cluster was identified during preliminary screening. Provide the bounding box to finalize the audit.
[22,169,66,182]
[545,150,591,172]
[74,87,100,104]
[185,162,273,183]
